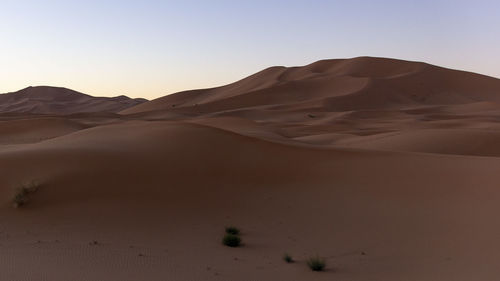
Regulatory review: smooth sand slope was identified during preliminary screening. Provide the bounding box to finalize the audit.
[1,57,500,280]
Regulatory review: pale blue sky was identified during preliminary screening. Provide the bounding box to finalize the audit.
[0,0,499,99]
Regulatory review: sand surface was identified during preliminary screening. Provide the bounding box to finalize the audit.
[1,57,500,280]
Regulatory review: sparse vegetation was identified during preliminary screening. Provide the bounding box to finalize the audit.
[307,255,326,271]
[222,233,241,247]
[283,253,294,263]
[12,181,39,208]
[225,226,240,235]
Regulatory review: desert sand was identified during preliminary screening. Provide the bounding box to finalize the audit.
[1,57,500,280]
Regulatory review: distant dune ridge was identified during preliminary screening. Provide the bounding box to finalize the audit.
[0,86,147,114]
[1,57,500,280]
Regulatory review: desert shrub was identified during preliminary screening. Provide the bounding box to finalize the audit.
[13,181,39,208]
[307,256,326,271]
[225,226,240,235]
[222,234,241,247]
[283,253,293,263]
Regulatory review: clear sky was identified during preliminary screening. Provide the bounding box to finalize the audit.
[0,0,499,99]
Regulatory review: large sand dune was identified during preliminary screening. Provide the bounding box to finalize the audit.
[1,57,500,280]
[122,56,500,114]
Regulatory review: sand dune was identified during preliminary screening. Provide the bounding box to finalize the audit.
[122,56,500,115]
[0,86,147,114]
[1,121,500,280]
[0,117,88,144]
[335,128,500,157]
[119,56,500,158]
[1,57,500,280]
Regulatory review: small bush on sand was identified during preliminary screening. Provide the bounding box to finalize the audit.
[222,234,241,247]
[307,256,326,271]
[13,181,39,208]
[283,253,294,263]
[225,226,240,235]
